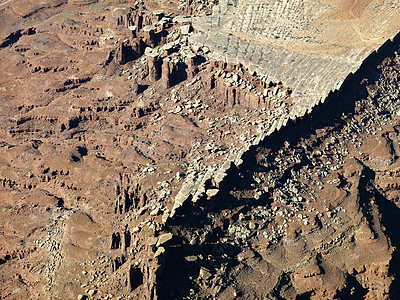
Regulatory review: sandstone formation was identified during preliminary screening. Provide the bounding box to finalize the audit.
[0,0,400,299]
[190,0,400,117]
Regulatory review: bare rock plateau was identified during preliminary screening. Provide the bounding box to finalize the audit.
[1,0,400,299]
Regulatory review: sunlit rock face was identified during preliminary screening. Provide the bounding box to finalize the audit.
[191,0,400,117]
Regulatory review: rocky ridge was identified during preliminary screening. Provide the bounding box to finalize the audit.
[0,0,294,298]
[1,0,400,299]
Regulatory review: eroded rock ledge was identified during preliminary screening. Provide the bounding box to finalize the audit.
[1,0,400,299]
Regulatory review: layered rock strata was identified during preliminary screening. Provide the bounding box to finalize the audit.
[190,0,400,117]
